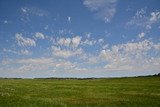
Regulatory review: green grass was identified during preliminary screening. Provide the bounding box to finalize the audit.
[0,77,160,107]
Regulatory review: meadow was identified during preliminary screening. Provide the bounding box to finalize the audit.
[0,76,160,107]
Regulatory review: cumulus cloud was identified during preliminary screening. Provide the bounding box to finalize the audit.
[138,32,145,39]
[0,57,76,75]
[102,44,109,49]
[56,36,82,48]
[98,38,104,43]
[20,49,31,55]
[3,48,31,55]
[56,35,104,47]
[150,11,160,22]
[100,39,160,71]
[20,7,50,23]
[127,8,148,27]
[35,32,45,39]
[85,32,92,38]
[57,38,71,47]
[21,7,49,17]
[67,16,71,22]
[15,33,36,47]
[71,36,81,47]
[81,39,96,46]
[83,0,118,23]
[4,20,8,24]
[2,31,160,78]
[51,46,83,58]
[17,57,54,65]
[127,8,160,30]
[3,48,17,54]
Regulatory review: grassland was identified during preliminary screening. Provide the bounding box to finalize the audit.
[0,76,160,107]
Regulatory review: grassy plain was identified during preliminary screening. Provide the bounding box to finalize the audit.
[0,76,160,107]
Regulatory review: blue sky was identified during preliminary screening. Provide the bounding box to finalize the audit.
[0,0,160,78]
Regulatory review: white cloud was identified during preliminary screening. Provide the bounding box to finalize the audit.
[100,39,160,71]
[150,11,160,22]
[85,32,92,38]
[1,39,160,77]
[81,38,104,46]
[2,31,160,77]
[17,57,53,65]
[154,43,160,51]
[57,38,71,47]
[0,57,76,74]
[127,8,160,30]
[21,7,27,13]
[44,25,49,30]
[56,36,82,48]
[102,44,109,49]
[51,46,83,58]
[4,20,8,24]
[67,16,71,22]
[83,0,118,23]
[20,7,50,23]
[3,48,31,55]
[81,39,96,46]
[71,36,81,47]
[35,32,45,39]
[15,33,36,47]
[3,48,17,54]
[138,32,145,39]
[98,38,104,43]
[20,50,31,55]
[21,7,49,17]
[58,29,73,35]
[87,55,100,64]
[50,36,84,58]
[127,8,147,27]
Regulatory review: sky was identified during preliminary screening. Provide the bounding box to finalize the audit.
[0,0,160,78]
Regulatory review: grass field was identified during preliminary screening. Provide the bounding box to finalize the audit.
[0,77,160,107]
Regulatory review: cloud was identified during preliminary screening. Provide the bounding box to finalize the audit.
[4,20,8,24]
[17,57,53,65]
[57,38,71,47]
[1,39,160,77]
[71,36,81,47]
[20,50,31,55]
[85,32,92,38]
[83,0,118,23]
[154,43,160,50]
[56,36,81,48]
[98,38,104,43]
[20,7,50,23]
[127,8,160,30]
[81,38,104,46]
[51,46,83,58]
[102,44,109,49]
[3,48,17,54]
[67,16,71,22]
[2,30,160,78]
[100,39,160,71]
[138,32,145,39]
[21,7,49,17]
[81,39,96,46]
[21,7,27,13]
[127,8,148,27]
[0,57,76,75]
[3,48,31,55]
[15,33,36,47]
[150,11,160,22]
[58,29,73,35]
[35,32,45,39]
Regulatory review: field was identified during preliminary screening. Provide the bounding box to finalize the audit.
[0,77,160,107]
